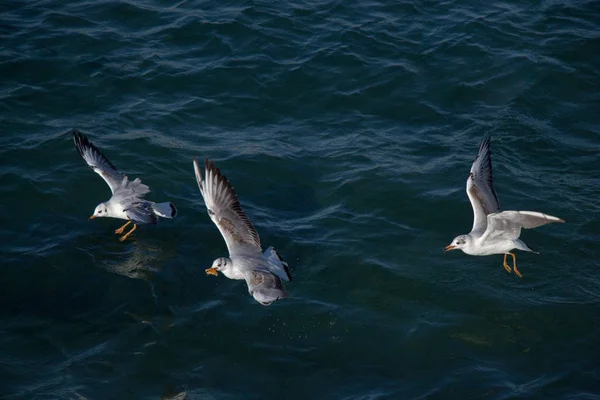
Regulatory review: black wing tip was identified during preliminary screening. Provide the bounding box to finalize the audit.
[472,135,491,166]
[71,128,87,143]
[72,130,118,171]
[204,158,240,200]
[204,157,220,178]
[283,265,293,282]
[72,129,87,155]
[192,156,201,167]
[169,203,178,218]
[273,247,293,281]
[473,135,493,170]
[72,129,91,152]
[478,134,492,153]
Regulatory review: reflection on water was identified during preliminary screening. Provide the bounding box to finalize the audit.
[88,235,181,312]
[100,239,171,281]
[89,235,183,336]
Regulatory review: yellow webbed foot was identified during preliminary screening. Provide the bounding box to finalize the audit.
[115,220,132,235]
[513,267,523,278]
[118,224,137,242]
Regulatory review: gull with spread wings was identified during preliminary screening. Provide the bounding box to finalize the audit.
[444,136,564,277]
[73,130,177,241]
[193,157,292,305]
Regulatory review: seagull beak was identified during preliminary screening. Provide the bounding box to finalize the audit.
[444,245,456,252]
[89,215,96,220]
[205,267,219,276]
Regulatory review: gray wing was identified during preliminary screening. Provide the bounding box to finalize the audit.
[480,211,565,242]
[245,269,288,306]
[113,176,150,201]
[73,130,124,194]
[123,201,158,225]
[264,246,292,282]
[466,136,500,234]
[193,157,261,256]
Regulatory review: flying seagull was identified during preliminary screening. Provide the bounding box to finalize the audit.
[193,157,292,306]
[73,130,177,241]
[444,136,564,277]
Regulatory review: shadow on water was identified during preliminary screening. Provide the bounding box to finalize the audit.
[94,238,174,282]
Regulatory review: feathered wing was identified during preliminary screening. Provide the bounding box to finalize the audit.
[467,136,501,234]
[193,157,261,256]
[73,130,125,194]
[123,201,158,224]
[264,247,292,282]
[112,176,150,201]
[73,130,150,199]
[245,270,288,306]
[480,211,565,242]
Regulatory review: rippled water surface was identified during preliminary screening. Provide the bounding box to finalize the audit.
[2,0,600,398]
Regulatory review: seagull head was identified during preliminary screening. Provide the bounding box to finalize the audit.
[206,257,232,276]
[445,235,469,252]
[89,203,109,220]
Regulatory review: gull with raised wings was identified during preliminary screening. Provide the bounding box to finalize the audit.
[444,136,564,277]
[193,157,292,305]
[73,130,177,241]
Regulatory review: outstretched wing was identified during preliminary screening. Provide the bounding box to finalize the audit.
[481,211,565,242]
[245,269,288,306]
[466,136,500,234]
[73,130,124,194]
[193,157,261,256]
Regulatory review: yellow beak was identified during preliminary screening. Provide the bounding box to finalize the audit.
[205,267,219,276]
[444,245,456,252]
[89,215,96,220]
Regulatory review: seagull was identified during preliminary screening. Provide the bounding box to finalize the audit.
[193,157,292,306]
[73,130,177,241]
[444,136,564,277]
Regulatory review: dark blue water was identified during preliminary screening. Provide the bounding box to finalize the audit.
[2,0,600,398]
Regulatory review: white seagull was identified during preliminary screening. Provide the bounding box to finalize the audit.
[444,136,564,277]
[73,130,177,241]
[193,157,292,306]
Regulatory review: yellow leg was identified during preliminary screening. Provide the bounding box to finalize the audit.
[119,224,137,242]
[502,254,512,273]
[510,252,522,278]
[115,220,132,235]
